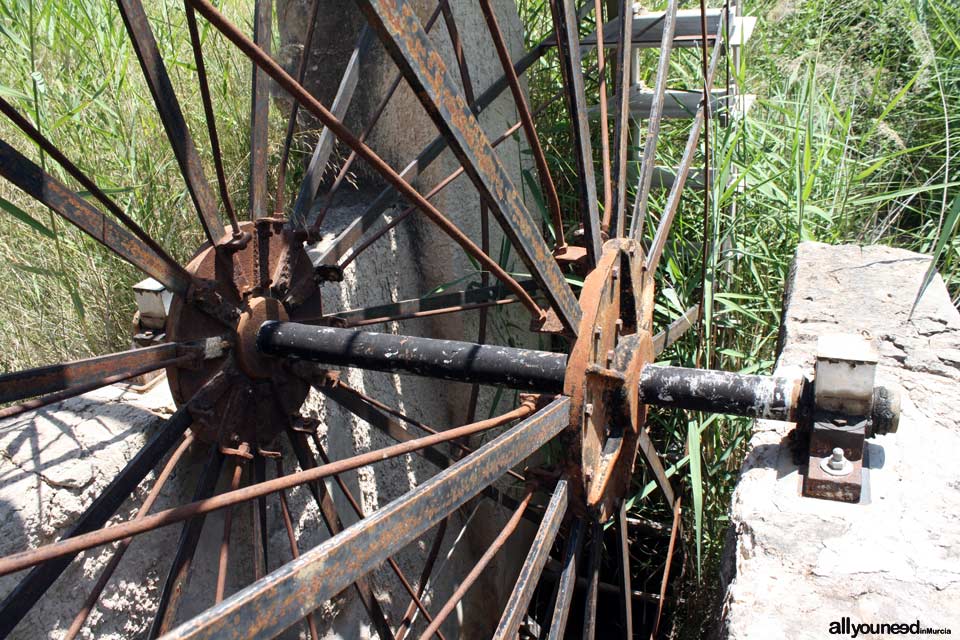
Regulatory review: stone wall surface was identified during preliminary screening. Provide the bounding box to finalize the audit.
[0,0,535,638]
[718,242,960,638]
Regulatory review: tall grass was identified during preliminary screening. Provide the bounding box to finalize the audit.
[0,0,284,372]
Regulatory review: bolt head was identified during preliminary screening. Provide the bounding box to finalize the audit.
[819,447,853,476]
[827,447,846,470]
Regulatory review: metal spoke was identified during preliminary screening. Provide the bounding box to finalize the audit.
[186,0,542,322]
[0,338,225,406]
[0,405,196,638]
[0,139,192,294]
[214,456,245,603]
[651,497,682,638]
[0,354,190,421]
[0,97,191,285]
[249,0,272,220]
[321,279,537,328]
[64,434,195,640]
[356,0,580,333]
[115,0,225,245]
[615,502,633,639]
[286,430,395,640]
[158,397,569,640]
[418,487,535,640]
[273,459,320,640]
[628,0,678,240]
[251,455,269,579]
[479,0,565,251]
[394,519,448,640]
[636,425,676,507]
[546,517,584,640]
[313,444,446,639]
[183,1,241,232]
[653,303,699,355]
[149,447,227,639]
[491,478,568,639]
[274,0,320,216]
[580,518,603,640]
[608,0,634,238]
[594,0,613,229]
[0,342,178,405]
[549,0,602,264]
[644,20,723,273]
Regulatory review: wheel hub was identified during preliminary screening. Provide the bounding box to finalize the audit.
[564,238,655,520]
[166,220,320,449]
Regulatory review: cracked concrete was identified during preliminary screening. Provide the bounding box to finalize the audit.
[718,242,960,638]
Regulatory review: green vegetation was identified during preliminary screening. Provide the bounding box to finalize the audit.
[0,0,957,634]
[520,0,957,632]
[0,0,285,371]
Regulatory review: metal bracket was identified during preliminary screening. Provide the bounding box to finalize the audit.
[801,334,901,503]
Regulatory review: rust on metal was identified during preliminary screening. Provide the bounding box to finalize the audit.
[355,0,581,333]
[0,402,543,577]
[0,97,192,290]
[185,0,542,323]
[116,0,226,246]
[419,487,536,639]
[549,0,602,265]
[64,435,195,640]
[492,479,569,639]
[184,2,241,232]
[0,139,192,294]
[166,220,319,448]
[155,398,569,640]
[628,0,678,239]
[608,0,635,237]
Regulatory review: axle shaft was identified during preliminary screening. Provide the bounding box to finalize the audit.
[257,322,804,420]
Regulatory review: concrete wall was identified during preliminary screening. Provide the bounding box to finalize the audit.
[718,242,960,638]
[0,0,536,638]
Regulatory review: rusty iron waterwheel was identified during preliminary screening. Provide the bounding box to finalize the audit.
[0,0,757,637]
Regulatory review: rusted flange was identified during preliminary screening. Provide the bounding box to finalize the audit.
[563,238,656,521]
[166,221,322,451]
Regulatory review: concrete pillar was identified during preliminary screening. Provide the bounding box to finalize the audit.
[718,242,960,638]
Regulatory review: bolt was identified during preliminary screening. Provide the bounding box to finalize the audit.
[819,446,853,477]
[827,448,846,471]
[584,403,594,416]
[594,326,602,339]
[606,349,615,366]
[615,319,624,334]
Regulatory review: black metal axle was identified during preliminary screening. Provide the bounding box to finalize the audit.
[258,322,804,421]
